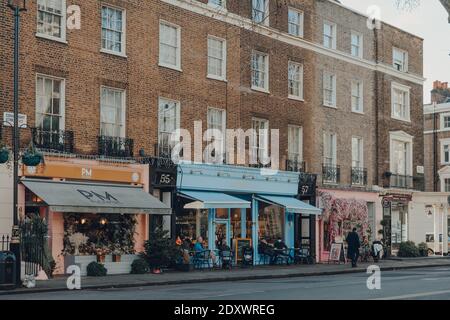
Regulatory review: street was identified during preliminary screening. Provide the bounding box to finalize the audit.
[2,267,450,300]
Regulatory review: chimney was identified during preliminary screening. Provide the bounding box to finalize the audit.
[432,80,450,104]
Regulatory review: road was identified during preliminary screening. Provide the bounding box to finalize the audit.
[2,267,450,300]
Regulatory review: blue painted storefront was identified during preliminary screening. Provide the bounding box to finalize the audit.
[176,162,321,264]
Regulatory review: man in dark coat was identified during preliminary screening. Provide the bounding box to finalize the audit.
[346,228,361,268]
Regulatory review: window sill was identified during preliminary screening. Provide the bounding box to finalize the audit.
[100,49,127,58]
[391,115,411,123]
[251,86,270,94]
[159,63,183,72]
[36,33,68,44]
[288,95,304,102]
[351,109,365,115]
[323,103,337,109]
[207,75,228,82]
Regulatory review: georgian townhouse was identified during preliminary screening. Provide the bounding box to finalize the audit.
[0,0,425,273]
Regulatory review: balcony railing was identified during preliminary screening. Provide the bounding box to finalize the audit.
[322,164,340,185]
[351,167,368,186]
[387,174,425,191]
[98,136,133,158]
[286,159,306,172]
[31,128,74,153]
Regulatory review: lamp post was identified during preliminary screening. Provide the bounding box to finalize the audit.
[7,0,27,287]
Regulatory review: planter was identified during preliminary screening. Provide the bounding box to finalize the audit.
[0,149,9,164]
[112,254,122,263]
[22,153,43,167]
[96,254,106,263]
[151,268,162,274]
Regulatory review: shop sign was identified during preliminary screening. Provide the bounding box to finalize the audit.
[298,173,317,197]
[152,169,177,188]
[3,112,27,128]
[381,197,391,208]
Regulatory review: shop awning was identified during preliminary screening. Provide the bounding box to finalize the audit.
[21,179,172,215]
[179,190,251,209]
[256,195,322,215]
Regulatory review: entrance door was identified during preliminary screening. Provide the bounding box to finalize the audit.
[215,219,230,249]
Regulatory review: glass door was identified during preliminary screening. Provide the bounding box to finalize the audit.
[215,219,230,249]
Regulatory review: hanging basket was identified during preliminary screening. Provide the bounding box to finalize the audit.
[0,148,9,164]
[22,152,43,167]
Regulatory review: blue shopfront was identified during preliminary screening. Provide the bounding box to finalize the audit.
[174,162,322,264]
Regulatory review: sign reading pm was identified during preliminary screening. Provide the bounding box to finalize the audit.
[77,189,121,204]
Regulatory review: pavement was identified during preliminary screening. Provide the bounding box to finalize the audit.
[1,257,450,297]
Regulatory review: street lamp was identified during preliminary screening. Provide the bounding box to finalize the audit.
[7,0,27,287]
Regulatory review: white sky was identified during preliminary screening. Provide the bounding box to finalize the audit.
[341,0,450,103]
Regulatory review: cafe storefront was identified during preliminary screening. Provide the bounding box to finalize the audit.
[174,162,322,264]
[19,156,171,275]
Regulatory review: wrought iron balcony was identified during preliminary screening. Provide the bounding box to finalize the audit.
[351,167,368,186]
[387,173,424,191]
[98,135,133,158]
[322,164,340,185]
[286,159,306,172]
[31,127,74,153]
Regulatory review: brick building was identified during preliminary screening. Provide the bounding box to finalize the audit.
[0,0,425,270]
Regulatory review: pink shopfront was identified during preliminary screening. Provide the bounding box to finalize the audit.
[316,189,382,262]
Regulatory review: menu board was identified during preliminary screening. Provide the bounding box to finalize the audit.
[234,238,252,263]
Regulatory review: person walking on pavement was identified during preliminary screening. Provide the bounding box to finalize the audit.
[346,228,361,268]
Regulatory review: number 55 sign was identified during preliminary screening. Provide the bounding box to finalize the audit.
[152,170,176,188]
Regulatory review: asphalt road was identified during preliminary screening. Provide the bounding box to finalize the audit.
[2,267,450,300]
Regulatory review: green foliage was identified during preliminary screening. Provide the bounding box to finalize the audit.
[130,258,150,274]
[87,262,107,277]
[398,241,420,257]
[22,143,44,166]
[418,242,429,257]
[141,228,180,269]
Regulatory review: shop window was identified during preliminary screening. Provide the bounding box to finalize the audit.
[216,208,229,219]
[175,209,209,244]
[258,203,285,244]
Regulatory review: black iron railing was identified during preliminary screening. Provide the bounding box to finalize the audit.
[286,159,306,172]
[31,128,74,153]
[98,135,133,158]
[322,164,340,184]
[1,235,10,251]
[351,167,368,186]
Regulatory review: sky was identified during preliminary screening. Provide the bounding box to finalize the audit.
[341,0,450,103]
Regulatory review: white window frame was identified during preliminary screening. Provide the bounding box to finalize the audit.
[251,117,269,162]
[100,5,127,57]
[389,131,413,176]
[288,7,304,38]
[440,138,450,165]
[393,47,409,72]
[207,35,227,81]
[159,20,182,71]
[251,51,269,93]
[351,136,364,168]
[158,97,181,150]
[323,21,337,50]
[252,0,269,26]
[207,107,227,162]
[350,31,363,59]
[36,0,67,43]
[440,112,450,131]
[391,82,411,122]
[288,125,303,162]
[323,132,337,165]
[288,61,304,101]
[208,0,226,10]
[99,86,126,138]
[445,178,450,192]
[35,73,66,132]
[351,80,364,113]
[323,72,336,108]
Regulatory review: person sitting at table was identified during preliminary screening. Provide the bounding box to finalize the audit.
[273,238,290,264]
[194,236,218,267]
[259,239,276,264]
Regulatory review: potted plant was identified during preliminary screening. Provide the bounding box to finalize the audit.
[141,228,179,274]
[22,142,43,167]
[95,246,109,263]
[111,243,123,263]
[0,142,9,164]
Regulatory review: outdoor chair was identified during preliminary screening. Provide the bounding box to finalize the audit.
[192,250,212,270]
[220,250,233,270]
[273,249,291,265]
[241,246,254,268]
[294,248,315,265]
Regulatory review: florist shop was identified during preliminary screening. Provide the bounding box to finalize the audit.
[20,156,171,275]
